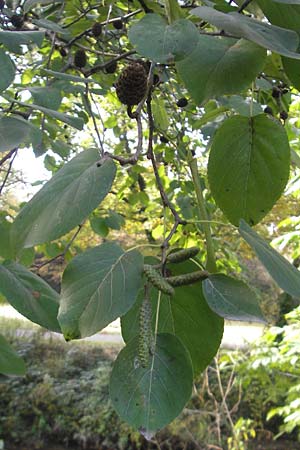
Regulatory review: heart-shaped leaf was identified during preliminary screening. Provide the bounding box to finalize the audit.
[110,333,193,439]
[208,114,290,226]
[58,242,143,340]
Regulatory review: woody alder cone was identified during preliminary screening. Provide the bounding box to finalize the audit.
[116,63,147,106]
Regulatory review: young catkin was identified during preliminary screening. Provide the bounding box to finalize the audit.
[166,270,210,287]
[138,294,152,368]
[166,247,200,264]
[143,265,175,296]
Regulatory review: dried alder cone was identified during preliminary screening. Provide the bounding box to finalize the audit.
[116,62,148,106]
[74,49,87,68]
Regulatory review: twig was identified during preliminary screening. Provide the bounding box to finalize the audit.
[0,150,18,195]
[32,222,85,270]
[146,88,185,261]
[64,9,142,48]
[83,85,104,157]
[105,112,143,165]
[86,50,136,76]
[0,148,18,167]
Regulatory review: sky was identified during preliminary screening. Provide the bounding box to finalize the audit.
[13,147,50,201]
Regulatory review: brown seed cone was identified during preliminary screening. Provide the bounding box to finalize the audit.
[74,49,87,68]
[116,63,147,106]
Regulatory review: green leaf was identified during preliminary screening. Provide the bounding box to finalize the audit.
[208,114,290,226]
[176,36,266,105]
[32,18,68,35]
[110,333,193,438]
[0,218,13,259]
[152,98,169,131]
[0,49,15,93]
[0,335,26,376]
[239,219,300,298]
[90,216,109,237]
[129,14,199,63]
[257,0,300,31]
[2,94,84,130]
[202,274,265,322]
[223,95,263,117]
[42,69,94,84]
[191,6,300,59]
[58,243,143,340]
[105,210,125,230]
[29,87,62,110]
[282,57,300,90]
[0,116,31,153]
[0,31,45,53]
[121,261,224,375]
[0,261,61,332]
[24,0,63,13]
[11,150,116,250]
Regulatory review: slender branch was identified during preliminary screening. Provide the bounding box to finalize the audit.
[0,148,18,167]
[187,150,217,273]
[83,85,104,158]
[86,50,136,76]
[64,9,142,48]
[32,223,84,270]
[0,150,18,195]
[146,88,186,261]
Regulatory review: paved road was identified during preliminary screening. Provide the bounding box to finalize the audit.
[0,305,265,349]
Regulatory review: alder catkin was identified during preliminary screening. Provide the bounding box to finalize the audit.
[138,294,152,368]
[143,265,175,296]
[166,270,209,287]
[166,247,200,264]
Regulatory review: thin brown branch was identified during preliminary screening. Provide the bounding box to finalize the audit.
[86,50,136,76]
[0,150,18,195]
[84,85,104,157]
[64,9,142,47]
[0,148,18,167]
[32,222,85,271]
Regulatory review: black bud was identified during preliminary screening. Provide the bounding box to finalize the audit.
[74,49,87,68]
[11,14,24,29]
[105,60,117,74]
[264,106,273,116]
[176,97,188,108]
[92,22,102,37]
[160,135,169,144]
[280,110,288,120]
[113,19,123,30]
[272,87,281,99]
[59,47,67,57]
